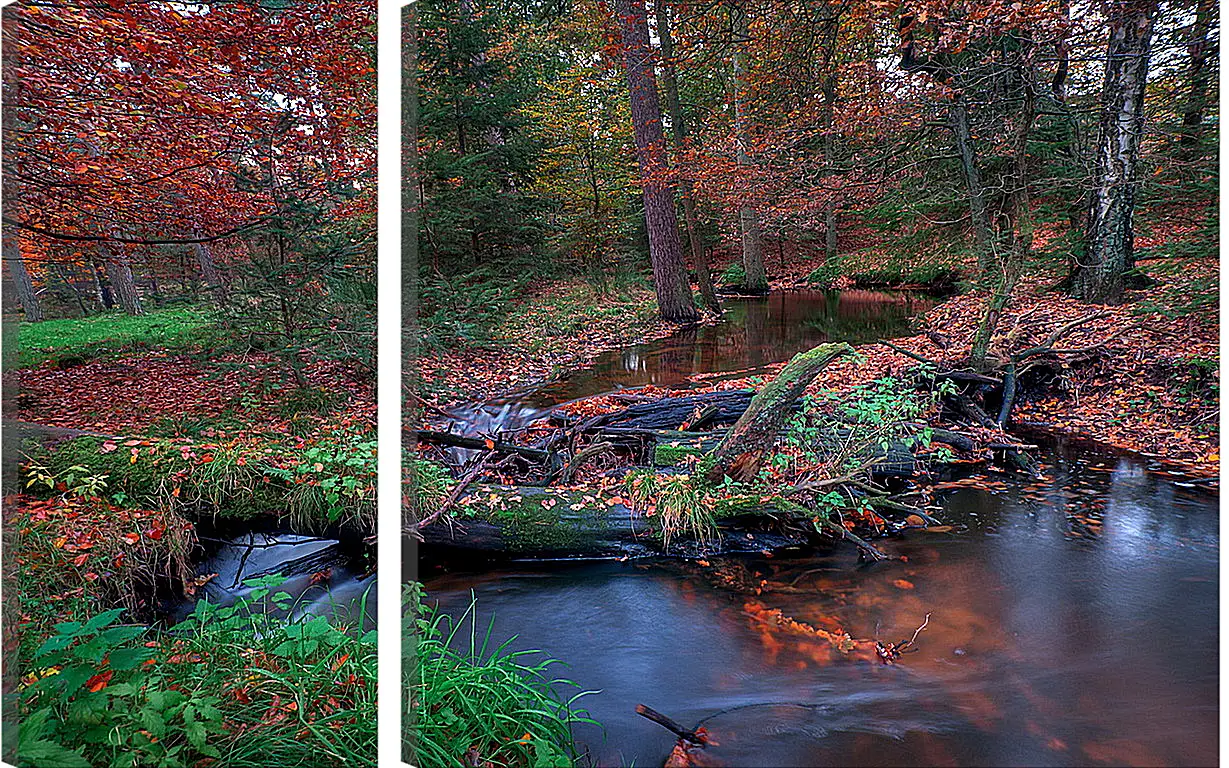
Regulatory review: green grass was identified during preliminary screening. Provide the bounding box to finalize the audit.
[17,307,216,368]
[405,585,597,768]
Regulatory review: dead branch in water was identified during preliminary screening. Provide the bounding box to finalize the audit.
[635,704,705,745]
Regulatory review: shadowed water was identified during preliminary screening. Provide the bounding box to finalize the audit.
[425,449,1217,766]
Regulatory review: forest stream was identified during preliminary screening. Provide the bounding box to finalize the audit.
[423,290,1219,767]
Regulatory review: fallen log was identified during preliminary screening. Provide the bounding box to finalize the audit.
[577,390,756,432]
[414,429,552,463]
[704,343,855,483]
[415,485,811,558]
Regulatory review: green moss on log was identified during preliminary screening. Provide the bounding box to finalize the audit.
[460,489,620,553]
[653,443,703,467]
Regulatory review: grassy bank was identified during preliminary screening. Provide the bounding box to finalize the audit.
[22,432,376,536]
[16,307,216,369]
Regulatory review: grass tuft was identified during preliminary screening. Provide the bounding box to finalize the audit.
[405,584,597,768]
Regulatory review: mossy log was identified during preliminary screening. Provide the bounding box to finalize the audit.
[416,485,809,558]
[704,343,855,483]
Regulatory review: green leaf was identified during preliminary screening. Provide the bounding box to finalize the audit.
[99,626,145,646]
[84,609,126,632]
[108,647,154,671]
[35,635,75,658]
[136,707,166,739]
[18,740,92,768]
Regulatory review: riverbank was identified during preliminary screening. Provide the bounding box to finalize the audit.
[414,278,694,404]
[544,266,1218,478]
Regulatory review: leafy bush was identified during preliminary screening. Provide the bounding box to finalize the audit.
[404,584,596,768]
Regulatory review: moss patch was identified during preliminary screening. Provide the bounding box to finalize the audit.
[653,443,703,467]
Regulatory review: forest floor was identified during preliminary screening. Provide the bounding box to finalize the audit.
[414,277,692,403]
[12,312,378,532]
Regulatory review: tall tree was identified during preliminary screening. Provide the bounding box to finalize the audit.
[1071,0,1160,303]
[613,0,699,322]
[731,3,769,294]
[417,0,544,267]
[1179,0,1216,147]
[654,0,721,313]
[3,234,42,323]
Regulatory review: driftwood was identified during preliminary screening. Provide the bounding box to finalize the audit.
[946,394,1041,476]
[635,705,704,745]
[704,343,854,483]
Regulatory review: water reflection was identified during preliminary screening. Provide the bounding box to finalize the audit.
[424,452,1218,767]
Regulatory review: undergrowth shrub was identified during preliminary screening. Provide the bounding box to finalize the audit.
[10,577,376,768]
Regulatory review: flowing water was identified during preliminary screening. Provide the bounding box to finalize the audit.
[172,530,376,631]
[423,290,1219,767]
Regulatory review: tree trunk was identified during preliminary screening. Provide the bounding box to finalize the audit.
[3,235,43,323]
[1071,0,1159,304]
[732,6,768,294]
[820,8,842,264]
[94,263,114,310]
[654,0,721,313]
[104,255,144,315]
[970,74,1036,370]
[951,95,995,276]
[704,342,854,483]
[614,0,698,322]
[1179,0,1215,147]
[1052,0,1071,102]
[194,241,228,305]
